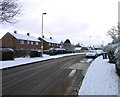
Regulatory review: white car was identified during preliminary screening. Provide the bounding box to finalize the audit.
[96,50,103,56]
[86,50,97,58]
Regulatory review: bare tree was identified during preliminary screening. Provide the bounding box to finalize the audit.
[107,25,120,43]
[0,0,21,23]
[63,39,75,52]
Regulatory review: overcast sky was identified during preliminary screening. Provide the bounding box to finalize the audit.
[0,0,119,46]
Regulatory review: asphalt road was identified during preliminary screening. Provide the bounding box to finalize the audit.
[2,54,88,96]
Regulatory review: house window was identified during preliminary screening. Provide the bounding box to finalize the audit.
[20,40,25,44]
[49,43,51,46]
[35,42,39,45]
[27,41,30,44]
[31,41,34,45]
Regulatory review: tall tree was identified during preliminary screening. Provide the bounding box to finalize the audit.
[107,24,120,43]
[63,39,74,51]
[0,0,21,23]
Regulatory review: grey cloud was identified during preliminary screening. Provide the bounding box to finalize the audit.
[46,16,89,36]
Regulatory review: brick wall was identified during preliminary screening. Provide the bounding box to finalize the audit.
[2,33,15,48]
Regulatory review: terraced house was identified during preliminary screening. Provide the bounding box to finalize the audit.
[38,36,60,50]
[1,31,41,50]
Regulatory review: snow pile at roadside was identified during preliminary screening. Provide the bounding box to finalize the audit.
[0,53,83,69]
[79,56,118,95]
[86,59,93,63]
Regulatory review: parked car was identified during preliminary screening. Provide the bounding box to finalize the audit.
[114,47,120,75]
[43,50,49,54]
[86,50,97,58]
[96,50,103,56]
[49,48,57,55]
[55,48,66,54]
[49,48,66,55]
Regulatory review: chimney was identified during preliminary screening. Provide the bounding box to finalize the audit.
[50,37,52,39]
[27,33,30,36]
[14,30,17,34]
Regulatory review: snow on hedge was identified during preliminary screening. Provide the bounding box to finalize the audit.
[0,48,14,52]
[105,43,120,53]
[114,47,120,65]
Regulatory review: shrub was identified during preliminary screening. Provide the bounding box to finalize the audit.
[107,50,115,63]
[37,51,42,57]
[30,50,42,57]
[0,48,14,61]
[114,47,120,75]
[30,51,37,57]
[105,43,120,63]
[14,49,30,58]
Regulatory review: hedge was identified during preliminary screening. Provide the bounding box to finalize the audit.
[30,50,42,57]
[14,49,30,58]
[0,48,14,61]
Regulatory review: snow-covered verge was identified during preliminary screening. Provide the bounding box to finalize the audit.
[0,53,84,69]
[79,56,118,95]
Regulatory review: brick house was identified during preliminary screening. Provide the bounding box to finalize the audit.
[1,31,41,50]
[38,37,60,50]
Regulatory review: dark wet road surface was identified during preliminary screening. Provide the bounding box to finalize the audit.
[2,54,91,96]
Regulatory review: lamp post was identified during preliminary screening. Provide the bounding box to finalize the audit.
[42,13,47,38]
[41,13,47,56]
[89,36,91,48]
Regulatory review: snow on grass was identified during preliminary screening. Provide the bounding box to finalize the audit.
[80,58,93,63]
[79,56,118,95]
[86,59,93,63]
[0,53,82,69]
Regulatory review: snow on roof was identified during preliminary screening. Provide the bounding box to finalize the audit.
[42,37,59,44]
[75,47,82,50]
[9,32,40,42]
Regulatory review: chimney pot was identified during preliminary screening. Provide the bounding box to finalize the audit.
[27,33,30,36]
[50,37,52,39]
[14,30,17,34]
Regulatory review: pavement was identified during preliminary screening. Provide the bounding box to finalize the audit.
[79,56,119,96]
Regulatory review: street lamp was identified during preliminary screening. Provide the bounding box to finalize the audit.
[41,12,47,56]
[89,36,91,48]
